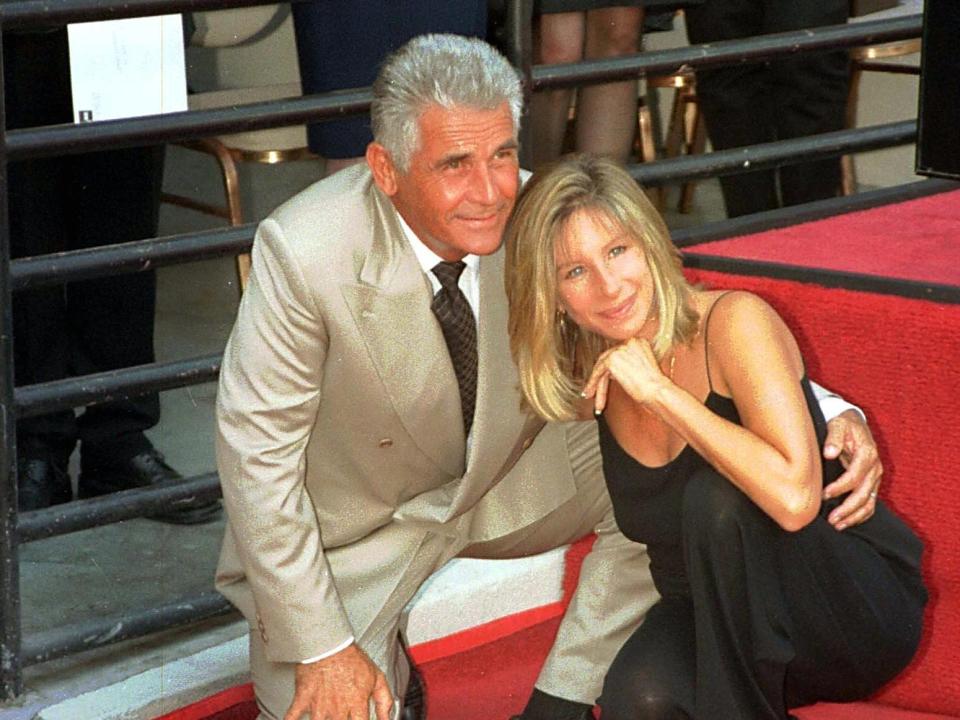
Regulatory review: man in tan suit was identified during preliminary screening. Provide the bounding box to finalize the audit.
[215,34,883,720]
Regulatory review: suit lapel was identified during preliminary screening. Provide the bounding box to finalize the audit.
[340,186,466,477]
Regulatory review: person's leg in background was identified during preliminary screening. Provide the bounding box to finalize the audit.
[6,29,84,510]
[67,144,221,524]
[767,0,849,207]
[8,149,77,510]
[529,4,643,170]
[529,10,586,168]
[292,0,488,177]
[686,0,850,216]
[684,0,780,217]
[4,28,220,522]
[575,6,644,162]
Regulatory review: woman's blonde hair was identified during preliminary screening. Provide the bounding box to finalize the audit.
[504,154,698,421]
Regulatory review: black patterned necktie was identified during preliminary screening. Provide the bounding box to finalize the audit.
[431,261,478,437]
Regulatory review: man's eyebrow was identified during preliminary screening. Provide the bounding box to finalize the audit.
[433,139,519,169]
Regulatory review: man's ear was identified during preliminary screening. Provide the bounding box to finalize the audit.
[366,142,398,196]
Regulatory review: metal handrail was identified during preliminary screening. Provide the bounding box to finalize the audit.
[532,15,921,90]
[17,473,221,543]
[15,354,221,417]
[5,15,919,161]
[10,224,255,291]
[22,590,233,666]
[8,121,916,294]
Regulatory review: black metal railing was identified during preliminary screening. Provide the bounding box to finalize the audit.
[0,0,927,700]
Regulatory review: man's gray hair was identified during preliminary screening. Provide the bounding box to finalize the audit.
[371,33,523,173]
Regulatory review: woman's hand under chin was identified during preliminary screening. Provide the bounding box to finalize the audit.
[582,337,673,415]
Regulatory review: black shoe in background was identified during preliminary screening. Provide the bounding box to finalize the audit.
[79,447,222,525]
[17,452,72,511]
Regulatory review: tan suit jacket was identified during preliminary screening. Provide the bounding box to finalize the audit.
[215,165,654,700]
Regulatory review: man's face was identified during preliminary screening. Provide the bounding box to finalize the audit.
[376,102,520,261]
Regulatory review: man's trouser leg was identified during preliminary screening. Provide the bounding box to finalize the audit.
[461,421,658,707]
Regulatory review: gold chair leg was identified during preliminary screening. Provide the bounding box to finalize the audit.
[163,138,251,294]
[636,96,664,208]
[199,140,251,292]
[214,148,251,293]
[679,89,704,214]
[654,86,687,211]
[199,139,251,292]
[663,87,686,161]
[637,97,657,163]
[235,253,252,291]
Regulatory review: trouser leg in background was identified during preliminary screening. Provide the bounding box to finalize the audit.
[292,0,488,158]
[684,0,849,216]
[684,1,778,217]
[6,29,82,457]
[765,0,849,207]
[5,29,165,463]
[67,145,165,460]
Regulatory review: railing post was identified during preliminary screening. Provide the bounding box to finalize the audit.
[0,29,24,700]
[503,0,534,169]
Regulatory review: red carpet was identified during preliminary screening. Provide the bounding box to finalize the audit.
[157,190,960,720]
[690,189,960,285]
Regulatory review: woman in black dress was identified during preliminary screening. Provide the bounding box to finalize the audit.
[503,154,926,719]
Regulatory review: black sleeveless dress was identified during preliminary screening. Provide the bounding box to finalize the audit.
[596,379,927,719]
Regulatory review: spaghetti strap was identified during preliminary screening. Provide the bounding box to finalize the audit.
[703,291,736,394]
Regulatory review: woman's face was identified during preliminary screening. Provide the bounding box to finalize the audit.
[554,208,656,342]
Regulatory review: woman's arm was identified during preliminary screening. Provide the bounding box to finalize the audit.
[584,292,822,531]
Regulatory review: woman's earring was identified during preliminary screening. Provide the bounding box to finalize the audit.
[556,308,568,334]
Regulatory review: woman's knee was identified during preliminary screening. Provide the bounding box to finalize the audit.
[536,12,586,64]
[586,7,642,56]
[681,468,759,546]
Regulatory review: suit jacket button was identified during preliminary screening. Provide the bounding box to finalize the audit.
[378,438,393,448]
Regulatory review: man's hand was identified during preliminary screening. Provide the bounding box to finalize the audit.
[822,409,883,531]
[283,643,394,720]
